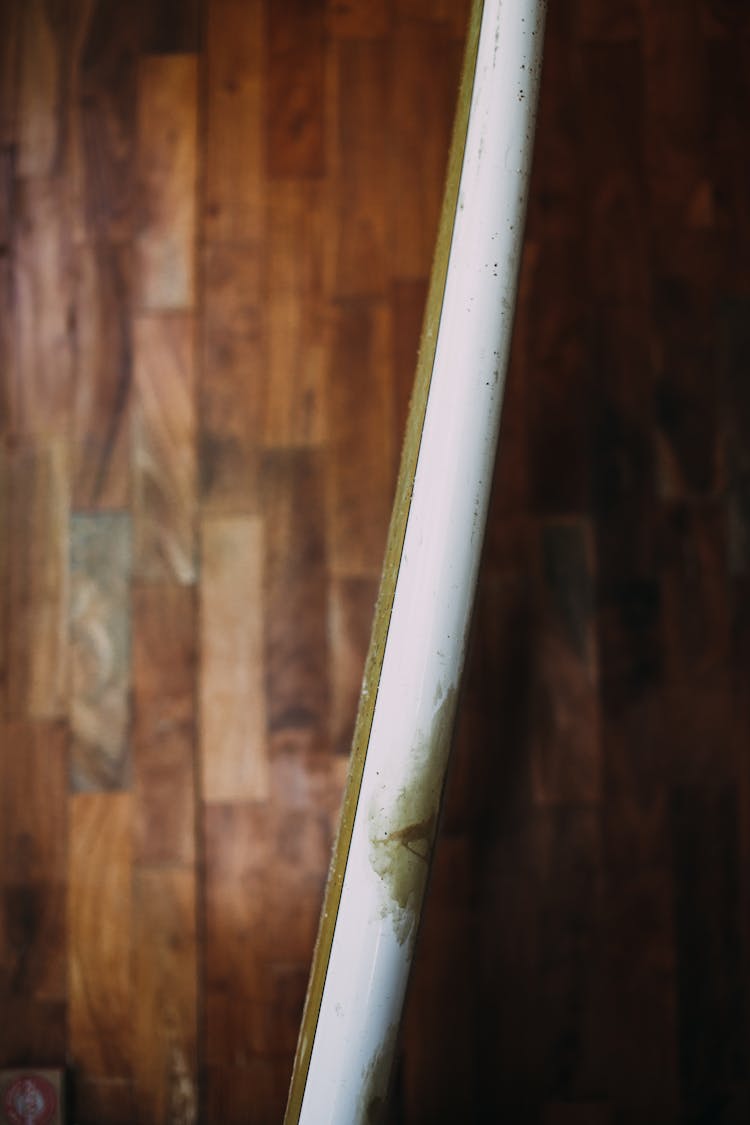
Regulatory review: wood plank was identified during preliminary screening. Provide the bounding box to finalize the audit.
[328,0,392,39]
[68,793,133,1083]
[16,0,65,176]
[264,181,328,446]
[69,513,131,791]
[144,0,202,54]
[0,146,13,251]
[395,0,471,38]
[204,0,264,245]
[200,516,268,801]
[199,243,264,512]
[401,836,474,1121]
[73,1078,136,1125]
[72,239,132,509]
[601,699,680,1119]
[333,40,390,297]
[0,721,67,884]
[261,449,328,751]
[529,519,600,806]
[266,0,326,179]
[597,579,661,718]
[0,0,20,145]
[659,502,729,687]
[133,869,198,1125]
[671,783,745,1120]
[132,584,196,866]
[641,0,709,228]
[706,31,750,289]
[390,25,462,279]
[136,54,197,310]
[653,267,718,499]
[70,1,142,243]
[204,802,271,1074]
[579,42,649,305]
[13,178,75,436]
[4,440,70,720]
[132,313,196,583]
[525,238,589,515]
[578,0,639,41]
[0,441,8,716]
[327,299,394,576]
[543,1105,614,1125]
[0,722,67,1018]
[0,1001,66,1069]
[719,297,750,575]
[591,303,656,583]
[532,808,606,1102]
[526,0,583,243]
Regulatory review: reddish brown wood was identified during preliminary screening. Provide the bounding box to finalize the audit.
[133,314,197,583]
[333,41,390,297]
[261,449,328,751]
[72,240,132,510]
[203,0,265,246]
[199,243,264,512]
[132,584,196,866]
[327,299,395,576]
[266,0,326,179]
[68,794,133,1085]
[135,54,198,311]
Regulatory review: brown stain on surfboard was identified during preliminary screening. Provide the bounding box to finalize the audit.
[367,686,458,945]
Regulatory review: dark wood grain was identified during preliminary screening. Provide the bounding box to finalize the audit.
[72,0,141,242]
[327,299,395,576]
[13,179,74,437]
[132,584,196,866]
[203,0,264,245]
[133,313,196,583]
[261,449,328,751]
[333,40,390,297]
[72,239,132,509]
[529,520,599,805]
[389,25,462,279]
[264,182,328,446]
[199,243,263,512]
[266,0,326,179]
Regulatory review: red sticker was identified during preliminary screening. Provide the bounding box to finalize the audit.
[3,1076,57,1125]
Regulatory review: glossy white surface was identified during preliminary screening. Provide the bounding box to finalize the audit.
[298,2,547,1120]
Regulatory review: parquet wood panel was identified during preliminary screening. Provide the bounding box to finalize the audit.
[69,513,131,791]
[133,313,197,583]
[135,54,198,311]
[1,1,749,1121]
[72,239,133,509]
[132,584,196,866]
[200,515,268,802]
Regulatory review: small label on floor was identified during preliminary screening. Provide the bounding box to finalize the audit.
[0,1071,63,1125]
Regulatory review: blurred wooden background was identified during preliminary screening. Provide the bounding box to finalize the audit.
[1,0,749,1121]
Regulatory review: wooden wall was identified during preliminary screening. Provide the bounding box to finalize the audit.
[1,1,749,1122]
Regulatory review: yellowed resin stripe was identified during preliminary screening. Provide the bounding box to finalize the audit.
[284,4,485,1119]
